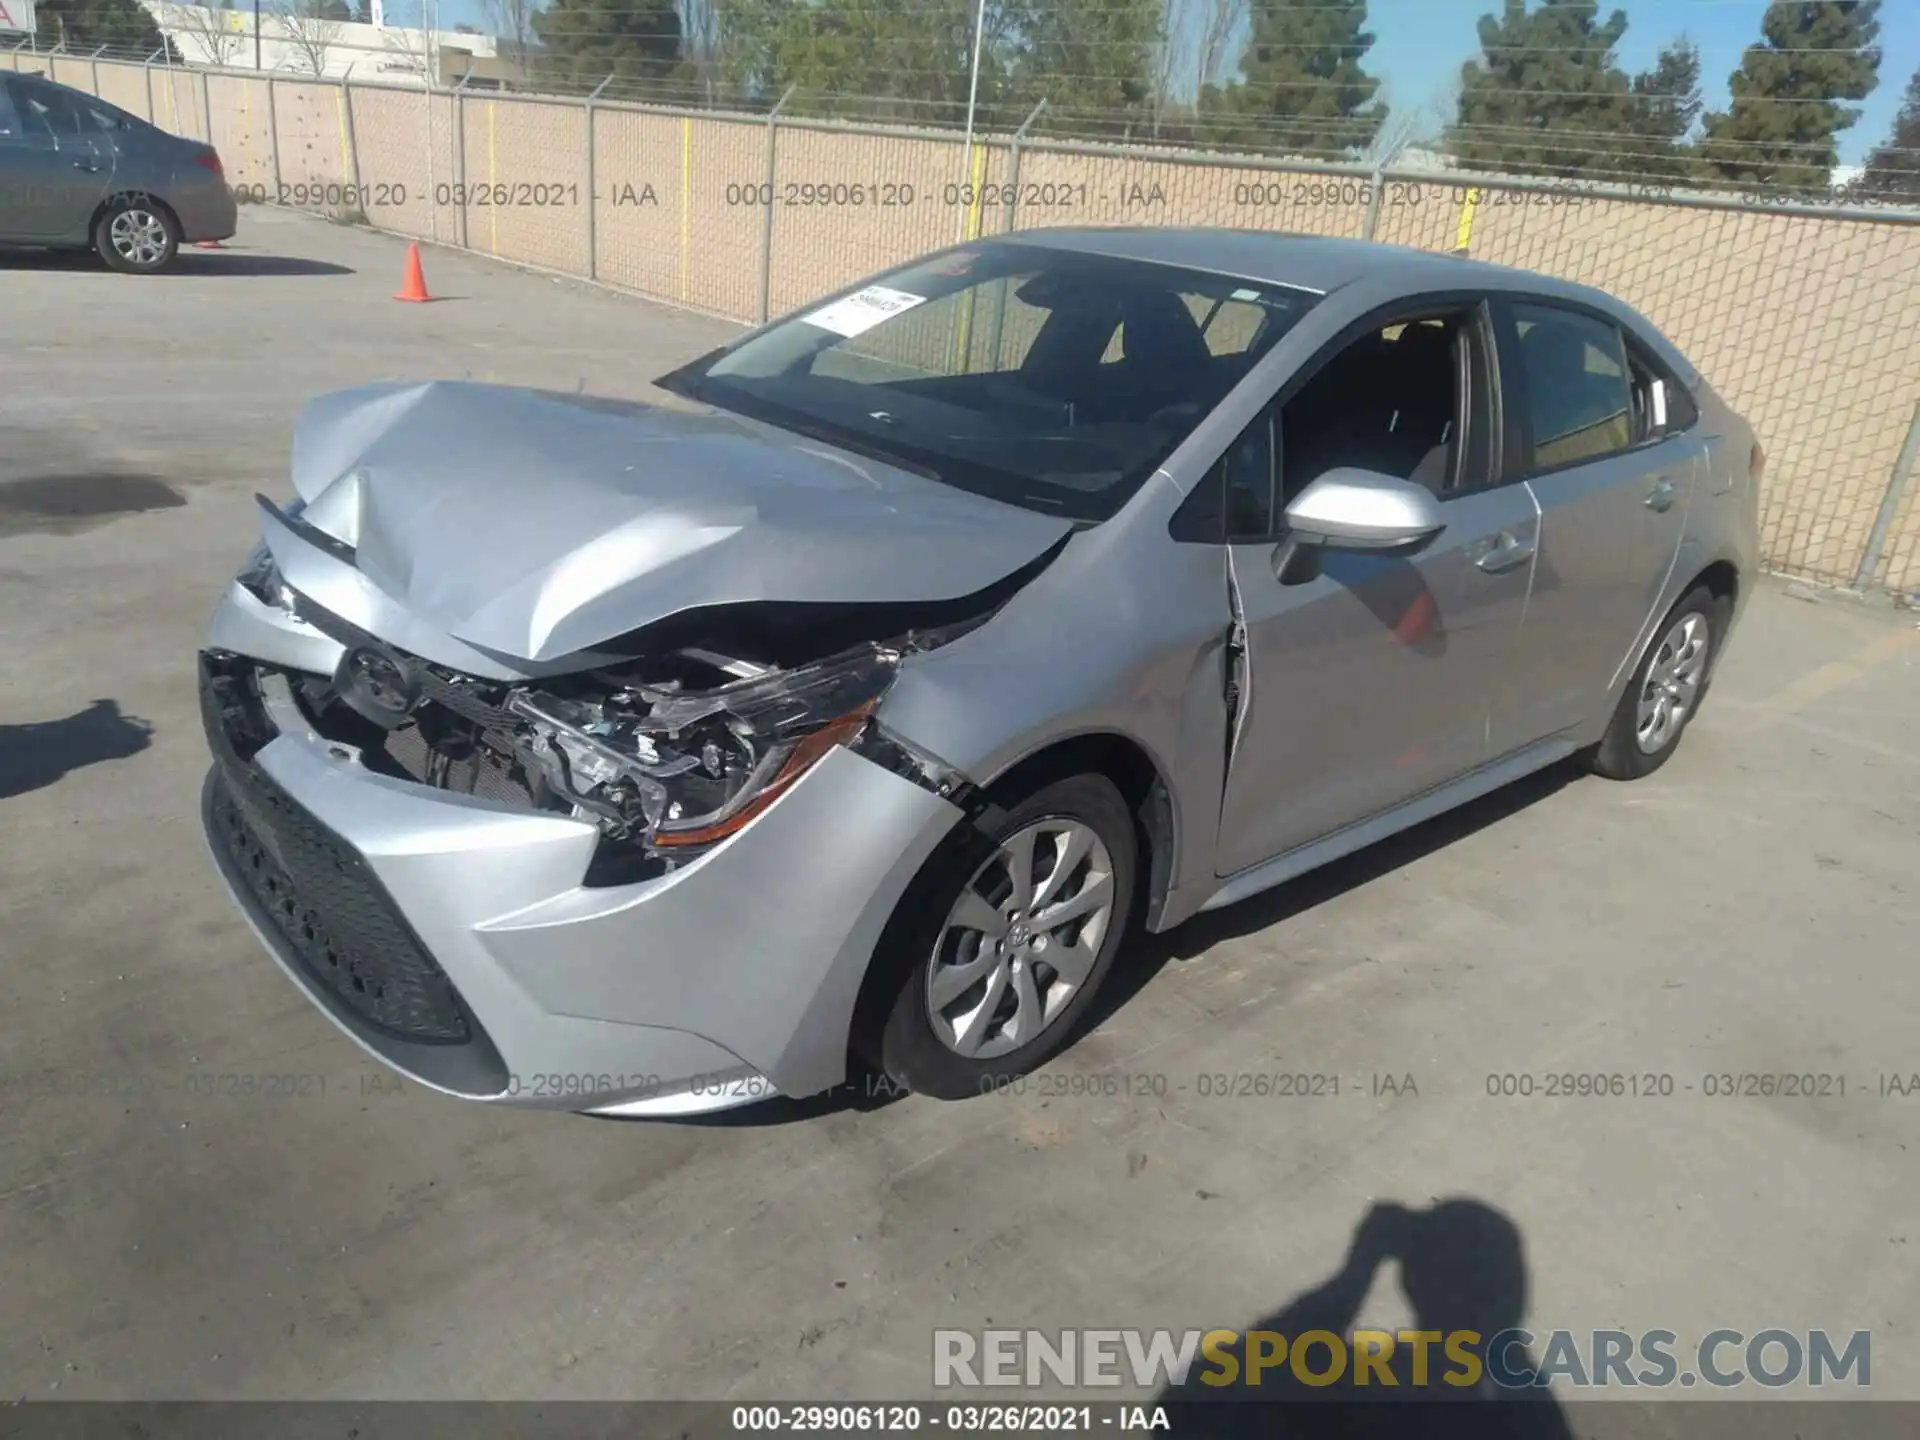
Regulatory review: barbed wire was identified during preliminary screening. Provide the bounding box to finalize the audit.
[1447,118,1913,156]
[422,55,1900,109]
[511,22,1884,61]
[500,35,1892,92]
[26,1,1895,78]
[16,26,1897,115]
[14,36,1913,197]
[12,37,1904,132]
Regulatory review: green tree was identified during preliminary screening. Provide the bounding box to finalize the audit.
[1627,38,1702,177]
[999,0,1164,140]
[1851,63,1920,201]
[715,0,984,120]
[1202,0,1385,157]
[34,0,169,54]
[712,0,1167,134]
[1696,1,1882,196]
[1447,0,1637,179]
[533,0,682,94]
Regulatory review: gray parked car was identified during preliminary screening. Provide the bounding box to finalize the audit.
[0,70,236,272]
[198,229,1759,1114]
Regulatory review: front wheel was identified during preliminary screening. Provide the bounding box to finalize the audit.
[1587,585,1722,780]
[96,198,179,274]
[869,773,1138,1100]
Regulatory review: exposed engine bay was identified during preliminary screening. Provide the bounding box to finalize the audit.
[228,549,982,883]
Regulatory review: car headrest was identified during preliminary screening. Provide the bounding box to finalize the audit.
[1116,290,1214,374]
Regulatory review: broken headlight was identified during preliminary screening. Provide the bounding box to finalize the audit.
[508,644,900,855]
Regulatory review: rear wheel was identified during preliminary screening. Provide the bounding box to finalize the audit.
[1588,585,1722,780]
[96,198,179,274]
[868,773,1137,1100]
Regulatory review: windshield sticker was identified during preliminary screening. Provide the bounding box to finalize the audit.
[1231,288,1261,301]
[802,285,930,338]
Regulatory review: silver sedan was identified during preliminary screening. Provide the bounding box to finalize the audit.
[197,228,1759,1114]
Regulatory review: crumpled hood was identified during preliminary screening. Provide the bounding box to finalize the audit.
[277,380,1073,663]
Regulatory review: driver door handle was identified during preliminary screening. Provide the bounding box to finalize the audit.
[1646,477,1677,512]
[1476,531,1534,574]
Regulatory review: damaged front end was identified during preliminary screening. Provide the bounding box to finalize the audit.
[218,557,982,886]
[502,640,967,874]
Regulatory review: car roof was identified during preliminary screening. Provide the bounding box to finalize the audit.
[998,225,1594,302]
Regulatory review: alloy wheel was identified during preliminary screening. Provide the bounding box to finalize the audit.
[1635,612,1711,754]
[109,209,170,268]
[925,818,1117,1060]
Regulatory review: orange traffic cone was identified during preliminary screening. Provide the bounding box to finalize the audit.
[394,243,431,302]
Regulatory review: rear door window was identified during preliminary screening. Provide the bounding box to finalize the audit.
[80,99,133,134]
[1510,303,1633,470]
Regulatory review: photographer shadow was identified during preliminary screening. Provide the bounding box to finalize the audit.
[0,699,154,801]
[1158,1198,1573,1439]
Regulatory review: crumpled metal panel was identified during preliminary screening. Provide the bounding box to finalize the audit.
[279,380,1073,663]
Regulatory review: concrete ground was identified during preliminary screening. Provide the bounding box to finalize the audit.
[2,209,1918,1406]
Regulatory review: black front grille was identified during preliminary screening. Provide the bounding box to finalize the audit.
[200,654,473,1044]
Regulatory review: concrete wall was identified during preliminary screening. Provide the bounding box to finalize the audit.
[9,47,1917,596]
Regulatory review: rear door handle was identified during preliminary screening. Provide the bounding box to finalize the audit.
[1646,477,1677,512]
[1476,532,1535,574]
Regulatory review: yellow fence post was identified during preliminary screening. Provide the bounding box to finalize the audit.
[1453,186,1481,255]
[965,140,986,242]
[680,117,693,303]
[949,141,989,373]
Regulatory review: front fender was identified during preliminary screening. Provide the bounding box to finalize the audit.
[877,499,1233,931]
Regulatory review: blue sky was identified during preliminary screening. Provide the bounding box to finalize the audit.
[1365,0,1918,165]
[432,0,1916,165]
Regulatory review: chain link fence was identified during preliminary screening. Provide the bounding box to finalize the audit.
[7,41,1918,597]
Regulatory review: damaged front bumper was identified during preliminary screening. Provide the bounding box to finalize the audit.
[198,587,965,1114]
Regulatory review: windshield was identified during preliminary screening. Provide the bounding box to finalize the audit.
[656,240,1321,521]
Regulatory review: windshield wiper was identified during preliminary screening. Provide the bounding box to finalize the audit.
[786,417,948,483]
[700,389,951,484]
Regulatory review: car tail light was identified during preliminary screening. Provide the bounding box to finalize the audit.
[1750,441,1766,485]
[194,150,224,176]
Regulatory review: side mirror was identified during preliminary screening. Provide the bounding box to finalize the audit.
[1283,468,1445,552]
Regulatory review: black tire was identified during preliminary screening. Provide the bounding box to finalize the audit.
[94,197,180,274]
[1587,585,1724,780]
[867,772,1138,1101]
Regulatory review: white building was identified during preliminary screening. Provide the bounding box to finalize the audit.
[140,1,510,87]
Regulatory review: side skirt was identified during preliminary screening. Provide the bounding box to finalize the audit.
[1198,736,1577,915]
